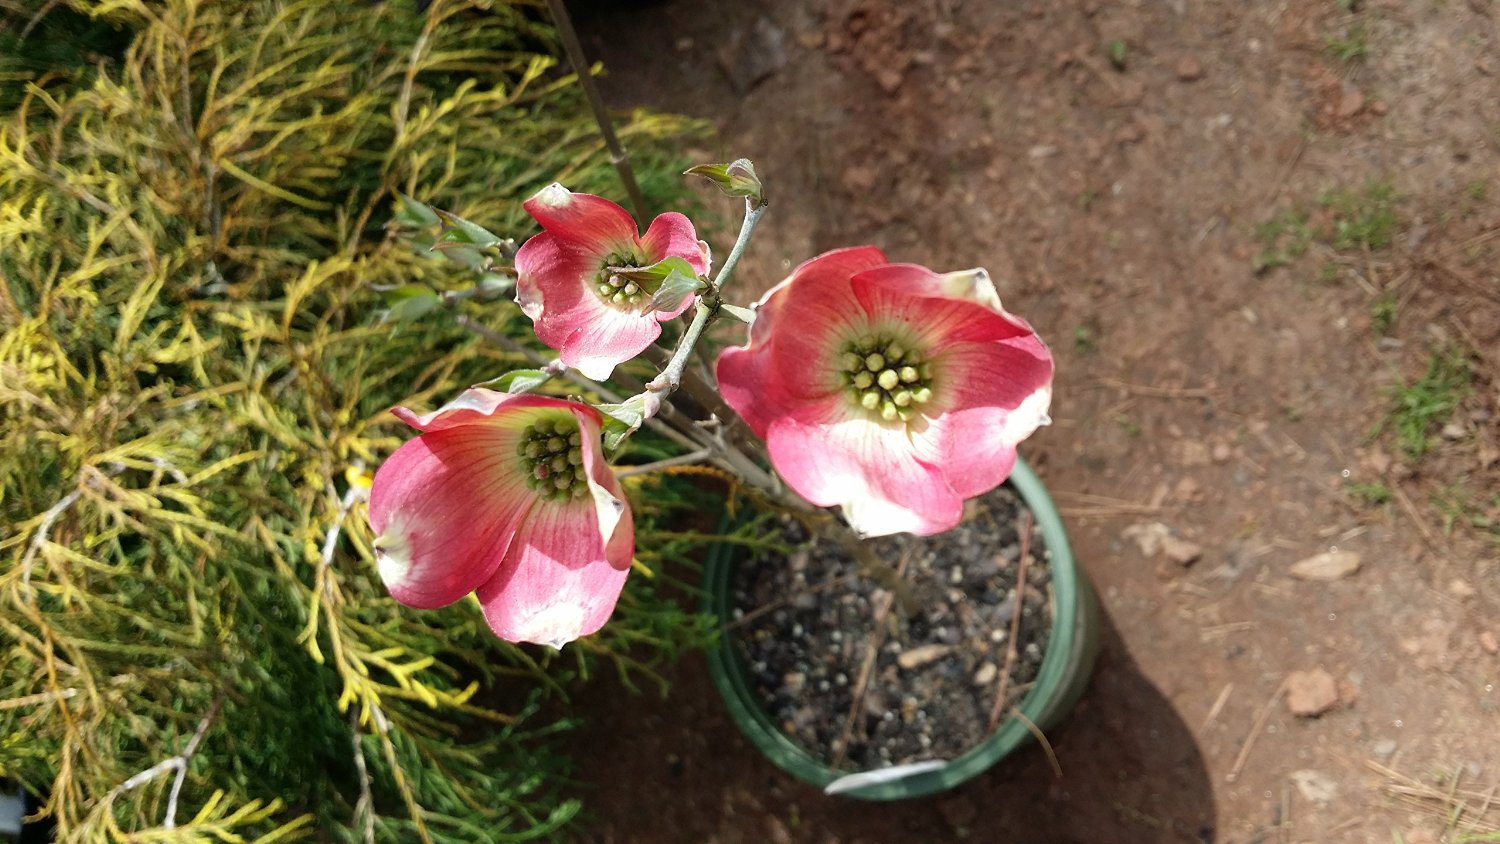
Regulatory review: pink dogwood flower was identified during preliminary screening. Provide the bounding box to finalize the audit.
[716,247,1053,538]
[368,388,634,648]
[515,184,711,380]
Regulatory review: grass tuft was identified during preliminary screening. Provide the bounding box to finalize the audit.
[1252,208,1313,274]
[1380,347,1472,459]
[1325,24,1371,64]
[1322,180,1399,251]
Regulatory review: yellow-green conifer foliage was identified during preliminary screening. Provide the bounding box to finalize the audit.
[0,0,706,839]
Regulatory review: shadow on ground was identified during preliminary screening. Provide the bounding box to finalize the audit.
[571,608,1215,843]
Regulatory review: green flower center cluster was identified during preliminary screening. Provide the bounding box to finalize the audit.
[517,418,588,500]
[839,334,934,422]
[594,251,647,311]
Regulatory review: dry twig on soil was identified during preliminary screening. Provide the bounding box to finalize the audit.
[830,552,914,769]
[987,511,1033,733]
[1367,760,1500,834]
[1226,677,1289,784]
[1095,377,1216,400]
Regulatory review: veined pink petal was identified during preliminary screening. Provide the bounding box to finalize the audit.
[765,399,963,537]
[392,389,589,434]
[368,425,532,609]
[640,212,711,276]
[523,183,637,256]
[716,343,778,437]
[639,213,709,321]
[514,231,597,323]
[717,246,890,433]
[912,340,1054,498]
[765,248,889,391]
[539,290,664,381]
[745,246,888,351]
[850,264,1035,349]
[569,405,635,571]
[476,496,633,648]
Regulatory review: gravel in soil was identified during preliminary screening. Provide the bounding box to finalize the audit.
[728,484,1053,771]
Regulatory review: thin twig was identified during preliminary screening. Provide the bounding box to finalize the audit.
[1059,505,1167,519]
[1392,481,1440,550]
[1427,257,1500,304]
[644,199,767,398]
[830,551,914,769]
[163,695,225,828]
[118,694,225,830]
[711,198,767,291]
[1095,377,1215,399]
[613,448,713,478]
[1260,133,1309,218]
[20,0,63,39]
[1010,708,1063,778]
[1200,683,1234,731]
[320,477,367,572]
[1050,491,1163,508]
[1226,677,1289,783]
[19,486,84,592]
[0,687,78,711]
[1280,781,1292,844]
[639,345,761,455]
[647,300,716,395]
[349,711,375,844]
[542,0,648,220]
[456,314,796,508]
[987,511,1034,732]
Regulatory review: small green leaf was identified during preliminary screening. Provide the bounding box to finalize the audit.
[386,283,434,302]
[476,368,553,395]
[384,285,441,322]
[719,303,756,325]
[608,255,698,286]
[596,395,649,452]
[427,239,488,271]
[394,193,441,227]
[647,268,705,314]
[477,273,515,298]
[431,207,511,250]
[684,158,764,206]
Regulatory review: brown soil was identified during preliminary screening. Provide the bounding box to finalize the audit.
[729,487,1053,772]
[567,0,1500,841]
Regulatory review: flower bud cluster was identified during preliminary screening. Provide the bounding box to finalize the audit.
[840,335,933,423]
[594,251,648,309]
[517,418,588,499]
[596,272,646,308]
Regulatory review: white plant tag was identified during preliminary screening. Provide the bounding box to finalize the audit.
[822,759,948,796]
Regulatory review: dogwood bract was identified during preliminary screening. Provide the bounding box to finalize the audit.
[716,246,1053,537]
[514,183,711,380]
[368,389,634,648]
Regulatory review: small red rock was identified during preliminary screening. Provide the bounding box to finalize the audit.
[1337,88,1365,119]
[1481,630,1499,655]
[1286,668,1341,717]
[1114,122,1144,145]
[1175,56,1204,81]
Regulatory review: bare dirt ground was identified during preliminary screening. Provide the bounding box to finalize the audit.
[566,1,1500,841]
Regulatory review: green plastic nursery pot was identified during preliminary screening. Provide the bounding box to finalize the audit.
[703,455,1100,801]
